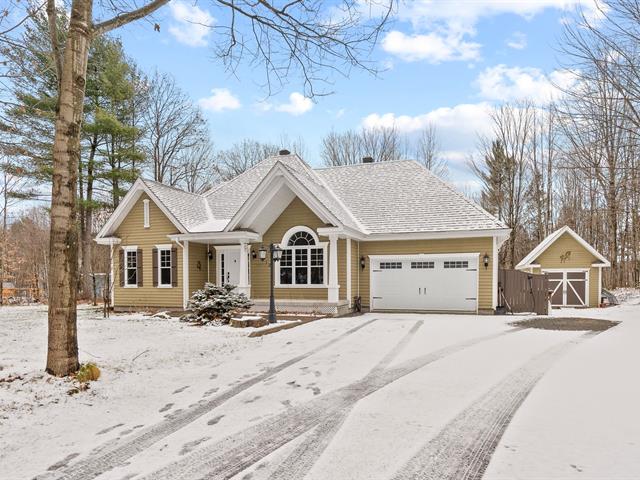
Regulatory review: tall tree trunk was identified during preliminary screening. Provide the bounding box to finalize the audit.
[46,0,92,376]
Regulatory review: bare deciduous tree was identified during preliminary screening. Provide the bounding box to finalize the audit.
[216,139,280,180]
[415,124,448,178]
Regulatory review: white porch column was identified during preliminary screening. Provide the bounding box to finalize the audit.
[182,240,189,309]
[328,234,340,303]
[109,243,115,307]
[237,241,251,297]
[492,236,498,310]
[346,239,352,307]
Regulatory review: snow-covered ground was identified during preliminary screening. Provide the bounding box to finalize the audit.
[1,296,639,479]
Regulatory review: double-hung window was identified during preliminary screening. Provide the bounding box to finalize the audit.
[124,248,138,287]
[278,228,326,286]
[159,248,172,286]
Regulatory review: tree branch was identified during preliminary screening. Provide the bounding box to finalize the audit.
[92,0,170,37]
[45,0,62,87]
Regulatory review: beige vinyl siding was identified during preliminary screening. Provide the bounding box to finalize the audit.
[188,243,209,297]
[338,239,347,300]
[357,237,495,311]
[351,239,360,303]
[249,197,329,300]
[114,194,183,308]
[534,232,600,307]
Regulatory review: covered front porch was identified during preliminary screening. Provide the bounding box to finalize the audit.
[170,225,352,316]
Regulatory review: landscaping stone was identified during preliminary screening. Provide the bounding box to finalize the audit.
[230,316,267,328]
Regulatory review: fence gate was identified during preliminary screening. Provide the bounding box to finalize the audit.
[498,269,549,315]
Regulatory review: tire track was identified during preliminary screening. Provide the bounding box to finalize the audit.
[143,327,521,480]
[266,320,424,480]
[389,331,600,480]
[39,318,378,480]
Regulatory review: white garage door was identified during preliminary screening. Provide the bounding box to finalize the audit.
[370,254,478,312]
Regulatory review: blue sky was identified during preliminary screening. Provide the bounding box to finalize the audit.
[115,0,599,191]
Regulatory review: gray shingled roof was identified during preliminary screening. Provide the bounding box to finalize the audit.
[142,156,506,235]
[315,160,507,234]
[142,179,210,230]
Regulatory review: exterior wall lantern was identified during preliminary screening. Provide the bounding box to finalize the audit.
[207,249,213,261]
[360,255,366,270]
[259,244,283,323]
[483,253,490,269]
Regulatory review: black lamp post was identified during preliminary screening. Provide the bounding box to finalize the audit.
[260,244,282,323]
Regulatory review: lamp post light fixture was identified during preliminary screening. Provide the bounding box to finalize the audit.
[260,243,283,323]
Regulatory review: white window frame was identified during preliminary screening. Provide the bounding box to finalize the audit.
[143,199,150,229]
[156,244,173,288]
[123,245,139,288]
[275,226,328,289]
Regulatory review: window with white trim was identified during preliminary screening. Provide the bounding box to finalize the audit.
[159,248,171,286]
[143,199,150,228]
[278,228,325,286]
[125,250,138,286]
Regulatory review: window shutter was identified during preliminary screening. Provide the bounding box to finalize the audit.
[152,248,158,287]
[171,247,178,287]
[119,250,124,287]
[137,248,143,287]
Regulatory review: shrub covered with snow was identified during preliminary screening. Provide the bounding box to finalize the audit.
[184,283,253,326]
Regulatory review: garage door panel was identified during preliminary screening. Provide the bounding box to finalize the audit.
[371,255,478,312]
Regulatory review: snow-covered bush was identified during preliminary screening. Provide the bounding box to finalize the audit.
[184,283,253,326]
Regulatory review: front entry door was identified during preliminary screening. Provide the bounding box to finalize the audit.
[219,249,240,287]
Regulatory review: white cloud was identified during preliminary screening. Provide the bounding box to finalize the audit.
[384,0,600,62]
[362,103,493,137]
[399,0,600,30]
[275,92,313,116]
[506,31,527,50]
[168,1,215,47]
[474,64,577,103]
[381,30,480,63]
[198,88,241,112]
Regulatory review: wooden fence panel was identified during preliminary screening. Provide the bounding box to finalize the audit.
[498,269,549,315]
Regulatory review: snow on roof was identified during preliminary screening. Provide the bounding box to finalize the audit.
[130,157,507,236]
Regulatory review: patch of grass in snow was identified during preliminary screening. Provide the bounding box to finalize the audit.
[510,317,619,331]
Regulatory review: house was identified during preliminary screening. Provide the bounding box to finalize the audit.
[96,152,510,315]
[515,226,610,308]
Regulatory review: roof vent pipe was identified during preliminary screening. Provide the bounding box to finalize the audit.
[362,156,374,163]
[279,149,291,156]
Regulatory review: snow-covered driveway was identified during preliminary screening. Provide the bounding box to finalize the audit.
[1,304,639,479]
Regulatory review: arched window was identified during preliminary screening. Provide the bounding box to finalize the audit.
[278,227,326,286]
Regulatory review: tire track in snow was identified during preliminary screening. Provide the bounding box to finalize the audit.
[39,319,378,480]
[266,320,424,480]
[389,331,600,480]
[143,327,521,480]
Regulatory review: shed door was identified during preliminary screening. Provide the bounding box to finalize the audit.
[371,255,478,312]
[546,270,587,307]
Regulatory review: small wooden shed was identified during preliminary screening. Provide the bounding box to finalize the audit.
[516,226,610,308]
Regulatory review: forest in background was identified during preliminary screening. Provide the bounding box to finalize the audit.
[1,0,640,303]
